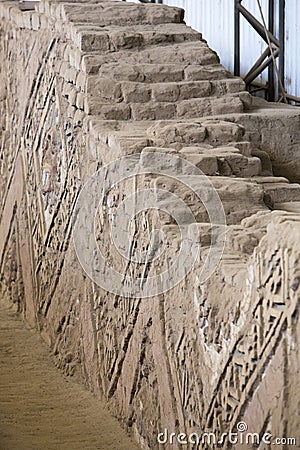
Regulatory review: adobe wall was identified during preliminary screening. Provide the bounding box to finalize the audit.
[0,1,299,448]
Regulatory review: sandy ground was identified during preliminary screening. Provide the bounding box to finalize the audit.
[0,299,140,450]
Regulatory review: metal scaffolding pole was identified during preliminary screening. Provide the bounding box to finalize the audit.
[234,0,285,102]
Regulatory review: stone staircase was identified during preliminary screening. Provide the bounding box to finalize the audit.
[32,0,299,225]
[29,0,300,298]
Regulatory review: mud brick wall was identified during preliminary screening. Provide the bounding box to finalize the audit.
[0,1,300,448]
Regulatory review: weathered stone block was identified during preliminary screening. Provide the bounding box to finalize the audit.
[75,92,85,110]
[263,182,300,203]
[106,64,184,84]
[147,122,207,145]
[145,5,184,26]
[211,95,244,115]
[61,3,184,26]
[179,80,212,100]
[131,103,176,121]
[216,152,261,177]
[151,83,180,102]
[148,65,184,83]
[168,42,221,65]
[63,66,78,84]
[85,100,131,119]
[87,77,122,103]
[141,24,201,46]
[75,71,86,91]
[80,31,110,52]
[100,63,142,82]
[211,78,246,96]
[122,82,151,104]
[203,120,245,143]
[64,45,83,71]
[137,42,213,65]
[185,65,228,81]
[176,98,211,118]
[181,153,218,175]
[62,82,77,106]
[109,31,144,50]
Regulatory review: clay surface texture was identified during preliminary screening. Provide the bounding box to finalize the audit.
[0,1,299,449]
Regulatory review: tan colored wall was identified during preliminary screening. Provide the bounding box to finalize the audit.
[0,1,299,448]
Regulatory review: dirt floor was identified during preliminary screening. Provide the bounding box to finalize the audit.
[0,299,140,450]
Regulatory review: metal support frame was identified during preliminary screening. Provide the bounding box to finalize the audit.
[278,0,285,94]
[234,0,285,102]
[268,0,275,100]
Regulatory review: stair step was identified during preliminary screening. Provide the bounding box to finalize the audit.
[150,175,267,225]
[263,182,300,203]
[81,42,224,74]
[71,24,202,52]
[274,202,300,213]
[147,120,245,146]
[98,63,186,83]
[84,78,244,108]
[130,95,244,120]
[52,2,184,26]
[181,148,261,177]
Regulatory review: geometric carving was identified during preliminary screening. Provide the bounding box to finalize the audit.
[0,212,24,312]
[205,242,299,447]
[1,2,300,449]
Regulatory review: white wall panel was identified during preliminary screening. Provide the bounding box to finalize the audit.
[285,0,300,98]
